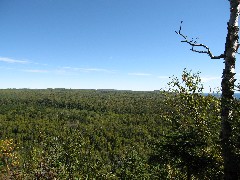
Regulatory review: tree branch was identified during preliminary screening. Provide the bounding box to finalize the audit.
[176,21,225,59]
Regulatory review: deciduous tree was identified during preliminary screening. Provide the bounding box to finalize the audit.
[176,0,240,179]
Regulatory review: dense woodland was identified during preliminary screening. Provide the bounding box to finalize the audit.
[0,71,240,179]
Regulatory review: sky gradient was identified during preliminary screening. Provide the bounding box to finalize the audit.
[0,0,237,91]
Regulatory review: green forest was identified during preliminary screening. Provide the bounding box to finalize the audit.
[0,71,240,179]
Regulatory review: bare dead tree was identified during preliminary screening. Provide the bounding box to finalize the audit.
[176,0,240,179]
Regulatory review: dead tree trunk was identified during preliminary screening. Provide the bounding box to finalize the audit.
[176,0,240,179]
[221,0,240,179]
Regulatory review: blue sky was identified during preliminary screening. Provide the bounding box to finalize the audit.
[0,0,236,91]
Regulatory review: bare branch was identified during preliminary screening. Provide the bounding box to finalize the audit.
[236,44,240,54]
[176,21,225,59]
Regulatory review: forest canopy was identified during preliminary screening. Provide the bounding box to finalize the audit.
[1,71,239,179]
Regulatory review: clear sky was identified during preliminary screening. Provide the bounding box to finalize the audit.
[0,0,237,91]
